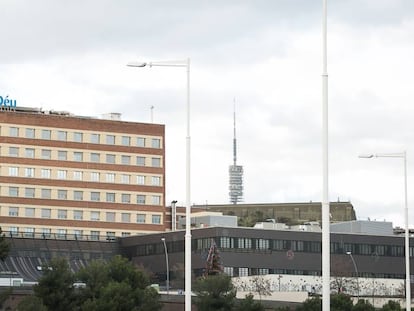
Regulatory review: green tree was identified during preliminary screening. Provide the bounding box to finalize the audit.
[238,294,265,311]
[16,295,47,311]
[381,300,402,311]
[193,274,236,311]
[352,299,375,311]
[0,227,10,261]
[76,255,161,311]
[295,296,321,311]
[331,293,353,311]
[34,257,76,311]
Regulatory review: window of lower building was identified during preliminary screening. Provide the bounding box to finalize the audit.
[121,174,130,184]
[90,133,100,144]
[25,128,35,138]
[25,188,35,198]
[57,170,67,179]
[152,215,161,224]
[106,173,115,183]
[73,171,83,180]
[151,138,161,148]
[106,154,115,164]
[41,228,51,238]
[151,196,161,205]
[9,146,19,157]
[238,268,249,277]
[41,129,51,140]
[137,137,145,147]
[41,149,52,159]
[121,136,130,146]
[74,230,83,239]
[137,195,146,204]
[41,209,51,218]
[9,207,19,217]
[151,157,161,167]
[57,130,67,141]
[136,214,146,223]
[121,213,131,223]
[74,191,83,201]
[90,172,100,182]
[25,148,35,158]
[9,127,19,137]
[73,152,83,162]
[73,132,83,142]
[57,229,67,239]
[74,210,83,220]
[58,189,68,199]
[90,211,100,221]
[58,150,67,161]
[9,167,18,176]
[90,231,100,240]
[106,212,115,222]
[90,192,100,201]
[25,167,35,177]
[121,194,131,203]
[58,209,67,219]
[223,267,234,277]
[121,155,131,165]
[9,187,19,197]
[41,188,52,199]
[106,193,115,203]
[136,156,145,166]
[41,169,51,178]
[24,228,35,238]
[9,227,18,236]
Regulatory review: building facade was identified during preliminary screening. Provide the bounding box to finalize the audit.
[195,201,357,225]
[0,107,166,238]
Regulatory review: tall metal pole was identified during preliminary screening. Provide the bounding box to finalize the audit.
[346,252,359,298]
[161,238,170,295]
[127,58,192,309]
[321,0,330,310]
[359,152,410,310]
[184,57,192,311]
[404,151,411,311]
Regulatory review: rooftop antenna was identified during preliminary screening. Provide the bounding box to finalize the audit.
[150,105,154,123]
[233,99,237,166]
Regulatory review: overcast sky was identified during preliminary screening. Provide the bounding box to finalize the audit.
[2,0,414,227]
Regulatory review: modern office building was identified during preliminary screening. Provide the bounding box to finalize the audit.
[195,201,356,224]
[0,107,165,238]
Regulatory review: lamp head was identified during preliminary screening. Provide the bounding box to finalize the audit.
[126,62,147,67]
[161,238,165,241]
[346,251,352,255]
[358,154,374,159]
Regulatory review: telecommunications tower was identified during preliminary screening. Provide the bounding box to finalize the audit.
[229,100,244,204]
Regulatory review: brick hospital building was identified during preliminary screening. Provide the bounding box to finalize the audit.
[0,107,166,239]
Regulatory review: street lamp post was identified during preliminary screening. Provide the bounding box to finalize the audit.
[161,238,169,295]
[346,251,359,298]
[359,152,410,311]
[127,59,192,311]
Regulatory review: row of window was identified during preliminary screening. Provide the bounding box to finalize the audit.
[7,166,162,186]
[7,227,135,240]
[135,237,413,258]
[4,187,162,205]
[5,146,162,167]
[5,207,161,224]
[5,126,162,148]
